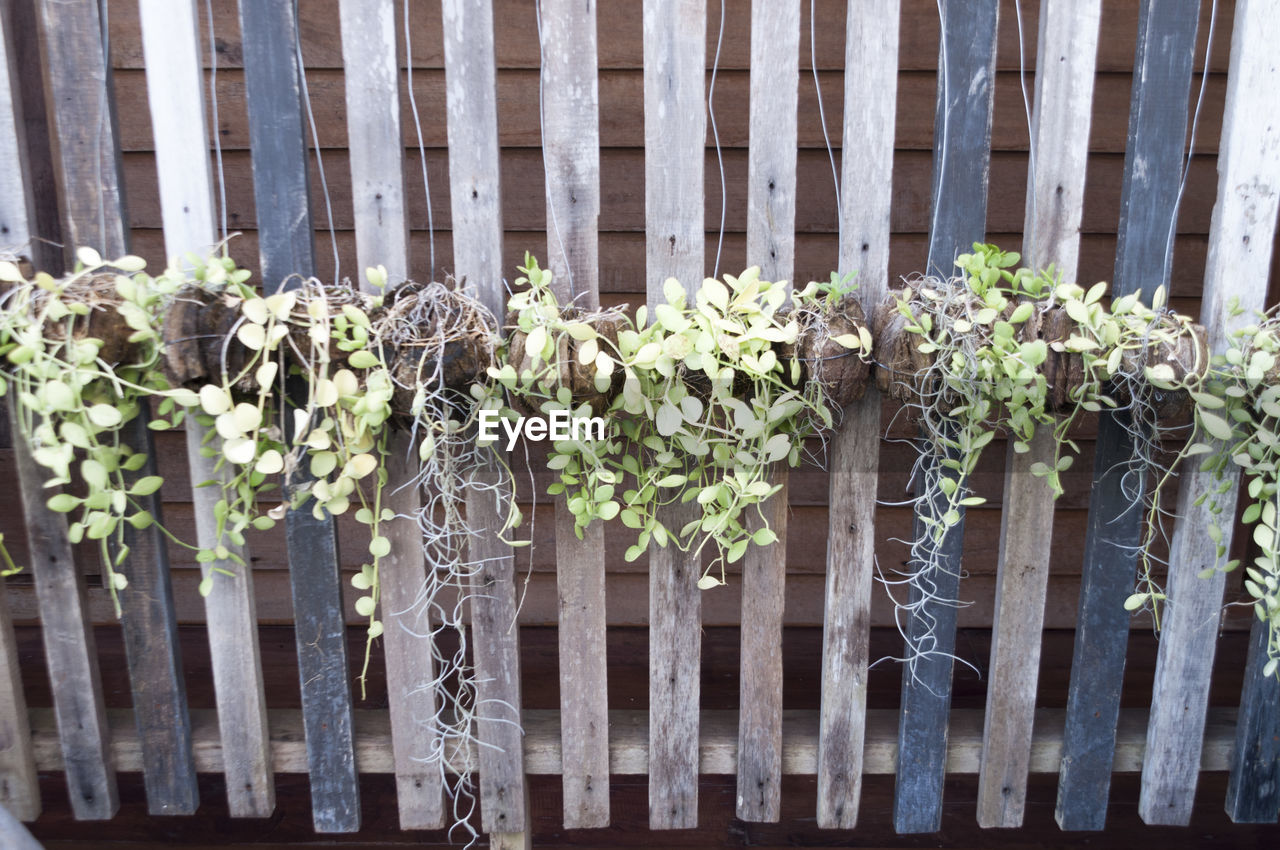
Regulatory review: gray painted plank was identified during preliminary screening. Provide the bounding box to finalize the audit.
[977,0,1100,829]
[138,0,275,819]
[539,0,610,830]
[894,0,998,834]
[39,0,198,816]
[442,2,528,845]
[1140,0,1280,825]
[338,0,443,830]
[1056,0,1199,831]
[815,0,899,829]
[1225,614,1280,822]
[643,0,706,830]
[737,0,800,824]
[238,0,359,833]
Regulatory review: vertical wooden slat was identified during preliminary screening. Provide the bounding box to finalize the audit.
[816,2,899,827]
[0,8,37,819]
[11,394,117,820]
[442,2,529,846]
[40,0,198,816]
[539,0,610,830]
[893,0,998,834]
[338,0,444,830]
[1140,0,1280,826]
[977,0,1101,829]
[1056,0,1198,831]
[737,0,799,825]
[1226,616,1280,822]
[237,0,360,833]
[643,0,706,831]
[137,0,275,820]
[0,802,42,850]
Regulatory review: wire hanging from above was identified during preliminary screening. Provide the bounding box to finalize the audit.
[404,0,437,283]
[292,0,340,285]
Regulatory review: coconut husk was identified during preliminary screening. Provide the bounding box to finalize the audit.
[1020,303,1086,412]
[284,277,378,374]
[1115,318,1209,419]
[35,272,140,366]
[506,307,627,415]
[161,284,257,391]
[374,278,498,421]
[794,294,871,409]
[872,284,946,404]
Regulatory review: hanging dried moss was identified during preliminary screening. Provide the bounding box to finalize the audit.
[34,272,140,366]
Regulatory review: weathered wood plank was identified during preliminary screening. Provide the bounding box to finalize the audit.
[238,0,359,833]
[1225,614,1280,823]
[893,0,998,835]
[815,0,899,829]
[736,0,800,824]
[540,0,610,830]
[643,0,706,831]
[1140,0,1280,826]
[40,0,199,816]
[24,705,1243,777]
[10,402,117,820]
[977,0,1100,829]
[0,6,38,822]
[1056,0,1199,831]
[0,800,41,850]
[138,0,275,820]
[338,0,444,831]
[443,2,528,846]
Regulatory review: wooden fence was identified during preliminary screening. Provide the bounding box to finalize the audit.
[0,0,1278,846]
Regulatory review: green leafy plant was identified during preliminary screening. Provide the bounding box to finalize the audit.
[0,249,195,612]
[1173,304,1280,678]
[501,255,872,588]
[877,243,1206,673]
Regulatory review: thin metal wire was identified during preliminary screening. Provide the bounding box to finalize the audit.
[708,0,727,278]
[811,0,841,253]
[404,0,437,282]
[204,0,228,246]
[292,0,340,284]
[533,0,576,299]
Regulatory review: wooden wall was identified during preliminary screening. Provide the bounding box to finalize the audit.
[1,0,1272,632]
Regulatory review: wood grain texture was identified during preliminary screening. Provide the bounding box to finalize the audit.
[735,0,799,825]
[40,0,199,816]
[1225,614,1280,823]
[138,0,275,819]
[0,578,37,822]
[238,0,359,833]
[643,0,706,830]
[23,705,1242,777]
[10,398,118,820]
[1140,0,1280,826]
[893,0,998,835]
[977,0,1100,829]
[443,2,528,844]
[540,0,610,829]
[339,0,443,830]
[815,0,898,829]
[1056,0,1199,831]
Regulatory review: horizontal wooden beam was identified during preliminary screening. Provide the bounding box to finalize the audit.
[26,707,1237,778]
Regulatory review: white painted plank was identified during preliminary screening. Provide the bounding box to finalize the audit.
[815,0,899,830]
[138,0,275,819]
[339,0,444,830]
[737,0,800,825]
[1140,0,1280,825]
[977,0,1101,829]
[539,0,610,830]
[442,2,529,846]
[643,0,706,830]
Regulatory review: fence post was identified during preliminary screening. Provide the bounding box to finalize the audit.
[642,0,706,830]
[815,0,899,830]
[1140,0,1280,825]
[237,0,360,832]
[539,0,611,829]
[893,0,998,834]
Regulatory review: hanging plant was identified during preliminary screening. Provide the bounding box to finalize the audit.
[874,243,1207,670]
[1168,305,1280,679]
[0,249,195,611]
[499,255,873,588]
